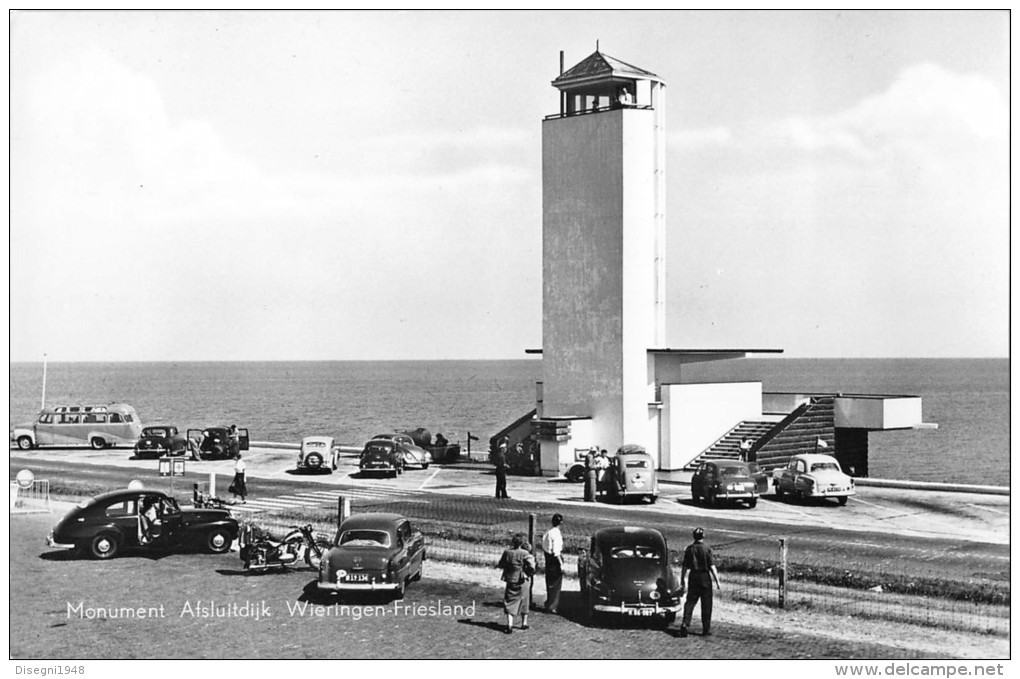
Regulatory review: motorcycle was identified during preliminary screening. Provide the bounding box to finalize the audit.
[239,523,332,573]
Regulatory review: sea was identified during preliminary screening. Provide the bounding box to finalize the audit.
[7,358,1009,485]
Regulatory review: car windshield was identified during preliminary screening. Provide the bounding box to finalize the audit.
[339,529,391,547]
[720,466,748,477]
[811,462,840,472]
[609,545,661,560]
[143,428,168,437]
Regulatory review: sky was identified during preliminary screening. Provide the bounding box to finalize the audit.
[9,10,1010,362]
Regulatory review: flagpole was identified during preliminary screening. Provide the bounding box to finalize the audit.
[41,354,48,411]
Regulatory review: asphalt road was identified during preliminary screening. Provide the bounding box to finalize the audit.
[10,447,1010,587]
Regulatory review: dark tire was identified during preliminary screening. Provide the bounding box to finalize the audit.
[89,532,120,560]
[422,463,429,470]
[566,465,585,483]
[206,528,232,554]
[747,498,758,509]
[90,437,107,450]
[17,436,33,450]
[837,496,849,506]
[306,539,331,569]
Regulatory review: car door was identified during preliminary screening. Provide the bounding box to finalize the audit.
[403,520,425,572]
[392,521,411,580]
[102,497,141,547]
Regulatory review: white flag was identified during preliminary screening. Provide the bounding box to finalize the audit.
[816,438,829,448]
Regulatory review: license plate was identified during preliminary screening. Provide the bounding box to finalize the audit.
[625,608,654,616]
[345,573,371,582]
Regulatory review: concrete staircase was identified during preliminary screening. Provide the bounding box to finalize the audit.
[683,420,775,470]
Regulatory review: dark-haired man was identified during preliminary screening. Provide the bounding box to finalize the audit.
[679,527,721,638]
[541,513,564,614]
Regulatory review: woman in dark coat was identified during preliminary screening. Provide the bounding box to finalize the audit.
[498,533,536,634]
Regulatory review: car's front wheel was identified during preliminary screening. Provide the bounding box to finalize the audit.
[90,437,107,450]
[89,532,120,559]
[17,436,33,450]
[205,528,233,554]
[747,498,758,509]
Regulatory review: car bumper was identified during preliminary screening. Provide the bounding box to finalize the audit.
[317,581,400,592]
[46,533,74,549]
[718,491,758,500]
[808,489,855,498]
[593,602,681,616]
[360,465,398,472]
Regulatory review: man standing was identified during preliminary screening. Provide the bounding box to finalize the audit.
[583,448,597,502]
[679,527,721,638]
[493,436,510,499]
[541,513,564,614]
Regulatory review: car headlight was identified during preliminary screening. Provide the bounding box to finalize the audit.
[649,590,661,600]
[336,569,347,579]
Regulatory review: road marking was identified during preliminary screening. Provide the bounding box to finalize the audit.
[965,503,1009,515]
[419,466,442,491]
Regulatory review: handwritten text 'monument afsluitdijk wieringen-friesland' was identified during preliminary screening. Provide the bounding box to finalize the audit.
[66,599,476,622]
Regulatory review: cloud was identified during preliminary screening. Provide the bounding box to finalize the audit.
[671,63,1007,164]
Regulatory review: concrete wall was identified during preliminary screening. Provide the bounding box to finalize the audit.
[539,418,594,477]
[541,108,659,450]
[661,382,763,470]
[834,396,924,429]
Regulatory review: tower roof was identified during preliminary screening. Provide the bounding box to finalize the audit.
[552,51,662,90]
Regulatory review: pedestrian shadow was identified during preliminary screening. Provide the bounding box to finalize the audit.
[457,618,510,633]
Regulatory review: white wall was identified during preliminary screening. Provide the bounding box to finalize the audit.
[834,396,925,429]
[661,382,763,470]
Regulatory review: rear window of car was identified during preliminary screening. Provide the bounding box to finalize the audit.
[339,530,391,547]
[625,460,648,468]
[144,428,168,437]
[609,545,661,560]
[811,462,839,472]
[720,466,748,476]
[305,441,326,448]
[105,500,136,517]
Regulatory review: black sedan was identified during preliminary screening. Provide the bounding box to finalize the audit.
[46,489,239,559]
[317,513,425,599]
[691,460,760,508]
[187,426,250,460]
[359,440,404,477]
[133,425,189,459]
[578,526,681,625]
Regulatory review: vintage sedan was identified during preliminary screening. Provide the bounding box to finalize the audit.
[371,433,432,470]
[46,488,239,559]
[773,453,855,506]
[359,439,404,477]
[691,460,759,508]
[133,425,189,459]
[578,526,681,625]
[187,426,250,460]
[605,444,659,504]
[296,435,338,474]
[317,513,426,599]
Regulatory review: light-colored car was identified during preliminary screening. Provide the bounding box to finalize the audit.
[773,453,855,506]
[297,435,338,474]
[371,433,432,470]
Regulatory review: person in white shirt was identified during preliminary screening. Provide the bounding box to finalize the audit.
[541,513,565,614]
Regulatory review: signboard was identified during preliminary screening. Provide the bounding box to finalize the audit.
[158,458,186,477]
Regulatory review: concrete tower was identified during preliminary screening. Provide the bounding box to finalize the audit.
[537,51,667,474]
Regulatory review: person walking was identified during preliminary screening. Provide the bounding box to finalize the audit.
[229,452,248,504]
[583,448,598,502]
[493,437,510,499]
[541,513,564,614]
[679,527,721,638]
[498,533,536,633]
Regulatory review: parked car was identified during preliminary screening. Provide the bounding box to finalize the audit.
[187,426,250,460]
[46,488,239,559]
[296,435,338,474]
[371,433,432,470]
[359,439,404,477]
[605,444,659,503]
[133,425,189,459]
[691,460,759,508]
[317,513,426,599]
[773,453,855,506]
[578,526,681,625]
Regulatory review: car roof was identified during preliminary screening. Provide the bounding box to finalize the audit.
[593,526,666,547]
[794,454,840,464]
[142,424,177,430]
[90,488,167,504]
[339,513,405,531]
[364,439,397,448]
[302,435,334,444]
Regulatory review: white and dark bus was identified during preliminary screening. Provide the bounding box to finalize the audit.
[12,403,143,450]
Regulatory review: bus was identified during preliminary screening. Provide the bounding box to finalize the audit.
[12,403,143,450]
